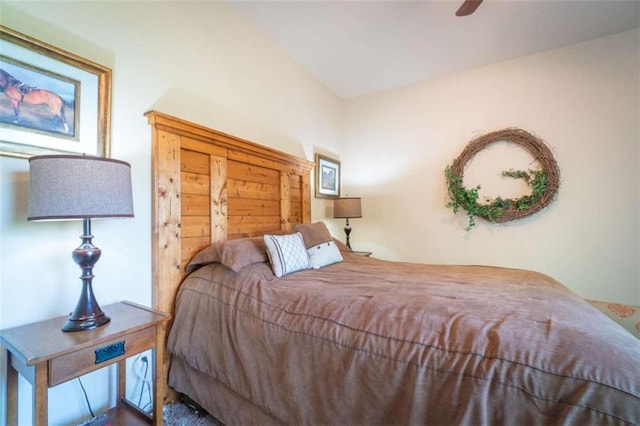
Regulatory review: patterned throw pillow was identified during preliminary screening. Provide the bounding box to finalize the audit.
[307,241,343,269]
[263,233,310,277]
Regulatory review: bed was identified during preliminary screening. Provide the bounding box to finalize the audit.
[147,111,640,425]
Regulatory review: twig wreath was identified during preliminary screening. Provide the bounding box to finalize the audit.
[445,128,560,230]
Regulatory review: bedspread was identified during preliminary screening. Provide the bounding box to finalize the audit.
[168,253,640,425]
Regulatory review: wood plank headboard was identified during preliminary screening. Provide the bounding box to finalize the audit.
[146,111,313,318]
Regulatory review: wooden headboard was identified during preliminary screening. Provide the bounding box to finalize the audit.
[146,111,313,318]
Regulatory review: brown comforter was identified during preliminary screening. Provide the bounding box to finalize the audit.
[168,253,640,425]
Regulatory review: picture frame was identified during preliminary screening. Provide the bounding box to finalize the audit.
[0,26,112,158]
[315,153,341,198]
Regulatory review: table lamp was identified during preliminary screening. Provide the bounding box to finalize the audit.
[333,197,362,249]
[27,154,134,332]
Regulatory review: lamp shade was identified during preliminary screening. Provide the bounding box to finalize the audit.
[333,197,362,219]
[28,155,134,221]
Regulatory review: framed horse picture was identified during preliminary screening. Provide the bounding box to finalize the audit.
[315,153,341,198]
[0,26,111,158]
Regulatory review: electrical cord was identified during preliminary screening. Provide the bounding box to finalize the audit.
[141,359,152,412]
[77,377,95,418]
[134,354,152,412]
[137,356,149,406]
[77,355,152,419]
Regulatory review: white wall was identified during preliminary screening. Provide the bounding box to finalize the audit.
[0,2,343,424]
[343,29,640,306]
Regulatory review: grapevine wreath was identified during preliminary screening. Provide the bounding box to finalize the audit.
[445,128,560,230]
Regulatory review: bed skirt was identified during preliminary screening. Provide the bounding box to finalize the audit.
[169,355,284,426]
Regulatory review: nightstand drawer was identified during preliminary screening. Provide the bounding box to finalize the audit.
[49,327,155,386]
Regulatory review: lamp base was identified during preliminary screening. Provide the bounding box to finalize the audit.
[344,218,353,249]
[62,311,110,332]
[62,218,111,332]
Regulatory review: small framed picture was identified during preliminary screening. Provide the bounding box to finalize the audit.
[315,153,340,198]
[0,26,112,158]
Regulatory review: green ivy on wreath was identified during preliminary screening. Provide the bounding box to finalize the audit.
[444,128,560,231]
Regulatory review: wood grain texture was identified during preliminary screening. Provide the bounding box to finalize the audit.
[49,327,155,386]
[146,110,313,402]
[151,128,182,316]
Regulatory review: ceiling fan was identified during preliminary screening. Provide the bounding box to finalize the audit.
[456,0,483,16]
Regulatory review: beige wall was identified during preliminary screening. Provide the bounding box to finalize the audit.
[342,29,639,305]
[0,2,343,424]
[0,1,638,424]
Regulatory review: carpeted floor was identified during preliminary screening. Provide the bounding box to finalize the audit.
[164,398,225,426]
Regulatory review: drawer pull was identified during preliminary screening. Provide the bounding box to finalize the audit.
[95,341,125,364]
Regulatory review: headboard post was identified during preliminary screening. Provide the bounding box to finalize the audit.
[149,117,182,316]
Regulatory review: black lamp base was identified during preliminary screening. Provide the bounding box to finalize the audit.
[344,218,353,249]
[63,311,110,332]
[63,218,111,332]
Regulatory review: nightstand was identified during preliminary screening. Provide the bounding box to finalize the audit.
[0,301,170,426]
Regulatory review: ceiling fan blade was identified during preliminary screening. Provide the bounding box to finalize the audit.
[456,0,483,16]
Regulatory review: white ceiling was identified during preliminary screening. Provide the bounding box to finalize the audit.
[230,0,640,99]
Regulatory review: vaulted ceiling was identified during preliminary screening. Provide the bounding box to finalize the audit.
[230,0,640,99]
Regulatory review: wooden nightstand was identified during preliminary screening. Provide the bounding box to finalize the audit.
[0,301,170,426]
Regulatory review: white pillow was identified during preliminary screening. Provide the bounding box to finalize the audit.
[263,233,310,277]
[307,241,343,269]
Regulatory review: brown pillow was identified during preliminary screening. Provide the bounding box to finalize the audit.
[186,242,223,273]
[186,237,269,273]
[293,222,333,249]
[221,237,269,271]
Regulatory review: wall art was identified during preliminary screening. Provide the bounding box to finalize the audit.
[0,26,111,158]
[315,153,341,198]
[445,128,560,230]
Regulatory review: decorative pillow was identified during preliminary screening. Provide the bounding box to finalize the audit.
[293,222,333,249]
[263,232,310,277]
[220,237,269,272]
[186,242,223,273]
[186,237,268,273]
[307,240,343,269]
